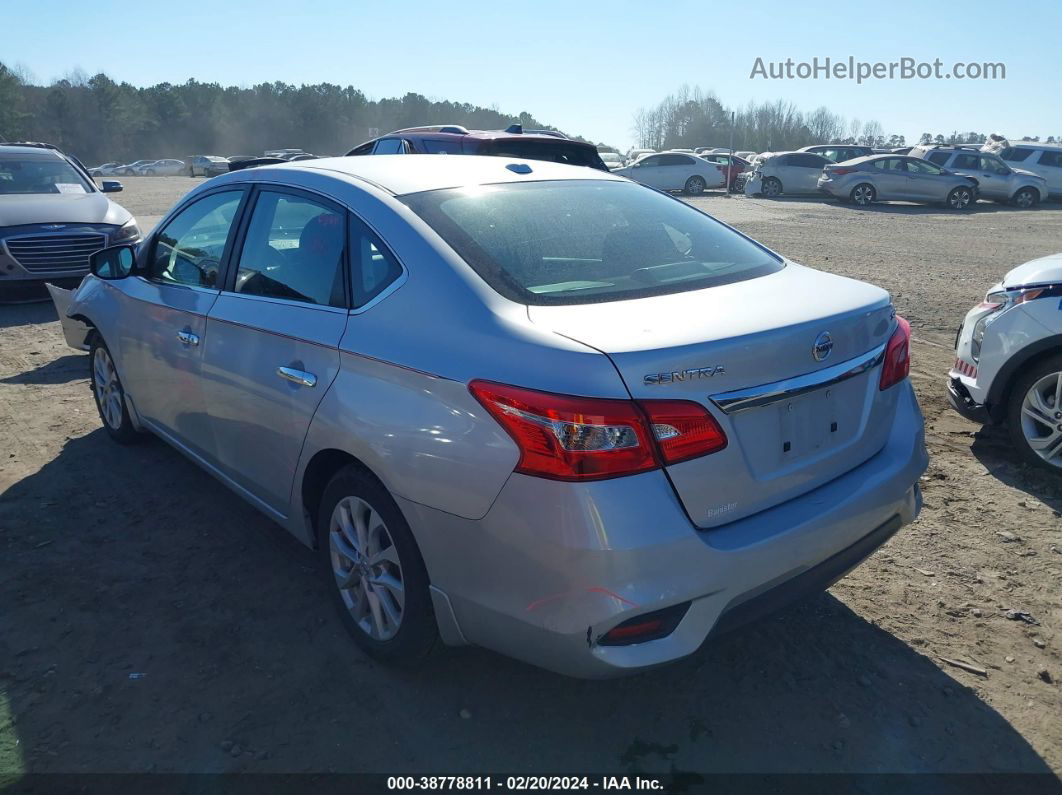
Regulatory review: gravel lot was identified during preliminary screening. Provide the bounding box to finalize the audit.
[1,177,1060,781]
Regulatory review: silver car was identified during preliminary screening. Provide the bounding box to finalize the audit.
[0,143,139,291]
[52,155,927,677]
[817,155,979,208]
[908,145,1047,208]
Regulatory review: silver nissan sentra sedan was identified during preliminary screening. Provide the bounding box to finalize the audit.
[51,155,927,677]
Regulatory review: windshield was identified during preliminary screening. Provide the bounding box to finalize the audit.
[0,154,93,195]
[401,180,783,305]
[600,153,622,163]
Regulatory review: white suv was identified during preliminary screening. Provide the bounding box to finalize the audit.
[949,253,1062,471]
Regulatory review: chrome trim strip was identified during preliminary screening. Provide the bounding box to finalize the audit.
[710,343,887,415]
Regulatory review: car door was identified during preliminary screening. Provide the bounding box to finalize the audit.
[903,157,949,200]
[788,154,829,192]
[116,189,247,455]
[200,187,348,517]
[974,155,1013,199]
[868,157,909,199]
[629,154,666,188]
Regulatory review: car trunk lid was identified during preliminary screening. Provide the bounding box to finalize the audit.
[527,263,899,527]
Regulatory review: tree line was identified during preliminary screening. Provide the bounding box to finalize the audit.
[0,63,559,165]
[631,86,1059,154]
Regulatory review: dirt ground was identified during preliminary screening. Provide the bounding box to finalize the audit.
[1,177,1060,782]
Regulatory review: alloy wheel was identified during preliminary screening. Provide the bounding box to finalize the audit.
[1019,371,1062,468]
[92,347,124,431]
[948,188,972,209]
[852,185,874,205]
[329,496,405,640]
[1014,189,1035,209]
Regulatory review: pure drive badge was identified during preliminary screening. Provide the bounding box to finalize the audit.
[643,365,725,386]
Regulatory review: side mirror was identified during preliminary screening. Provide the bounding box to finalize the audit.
[940,169,951,175]
[90,244,136,280]
[101,180,123,193]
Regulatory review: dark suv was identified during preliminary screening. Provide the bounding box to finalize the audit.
[346,124,609,171]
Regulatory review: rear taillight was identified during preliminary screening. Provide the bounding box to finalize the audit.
[639,400,727,464]
[469,381,727,481]
[879,315,911,390]
[829,167,856,175]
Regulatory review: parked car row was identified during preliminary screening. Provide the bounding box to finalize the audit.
[47,152,928,678]
[90,159,186,177]
[25,135,1062,683]
[737,144,1050,210]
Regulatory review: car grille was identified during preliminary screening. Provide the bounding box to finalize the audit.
[4,232,107,273]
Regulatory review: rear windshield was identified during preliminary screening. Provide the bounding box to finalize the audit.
[478,139,608,171]
[401,180,783,305]
[0,154,93,195]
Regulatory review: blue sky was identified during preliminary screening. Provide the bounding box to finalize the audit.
[6,0,1060,148]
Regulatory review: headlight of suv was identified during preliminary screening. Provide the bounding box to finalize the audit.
[971,286,1046,361]
[111,218,141,244]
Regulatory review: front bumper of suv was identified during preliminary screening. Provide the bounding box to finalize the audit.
[401,381,928,678]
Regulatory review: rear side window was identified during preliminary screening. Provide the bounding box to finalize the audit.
[1001,147,1033,162]
[482,139,607,170]
[790,154,828,168]
[873,158,904,171]
[234,191,346,307]
[927,152,950,166]
[400,180,782,306]
[952,154,979,169]
[422,139,463,154]
[1038,151,1062,167]
[349,216,403,309]
[659,154,693,166]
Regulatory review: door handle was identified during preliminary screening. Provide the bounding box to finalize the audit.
[276,366,317,388]
[177,330,199,346]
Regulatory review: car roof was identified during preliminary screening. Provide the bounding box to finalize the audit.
[237,154,625,196]
[0,144,65,158]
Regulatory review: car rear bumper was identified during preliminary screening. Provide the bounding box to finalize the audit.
[402,381,927,677]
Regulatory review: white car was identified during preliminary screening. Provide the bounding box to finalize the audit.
[627,148,655,162]
[984,142,1062,199]
[613,152,726,195]
[137,159,185,176]
[599,152,626,170]
[743,152,832,197]
[949,253,1062,471]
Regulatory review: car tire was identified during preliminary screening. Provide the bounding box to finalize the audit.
[684,175,707,195]
[89,335,142,445]
[1006,355,1062,473]
[145,169,156,176]
[850,183,876,206]
[946,186,974,209]
[1012,187,1039,209]
[317,465,438,665]
[762,177,782,197]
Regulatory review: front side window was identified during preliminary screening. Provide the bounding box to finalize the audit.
[234,191,346,307]
[980,156,1009,174]
[149,190,244,288]
[905,159,942,175]
[927,152,950,166]
[953,154,980,169]
[0,154,93,195]
[400,180,782,305]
